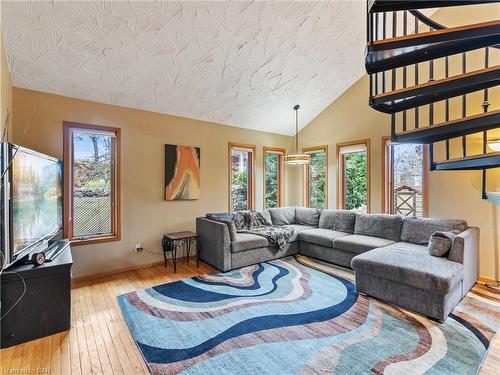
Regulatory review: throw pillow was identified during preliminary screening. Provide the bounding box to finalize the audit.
[428,231,456,257]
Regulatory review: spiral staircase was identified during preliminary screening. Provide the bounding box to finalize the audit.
[365,0,500,204]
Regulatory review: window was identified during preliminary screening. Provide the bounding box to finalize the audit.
[229,143,255,211]
[383,137,427,217]
[63,122,120,244]
[303,146,328,208]
[263,147,285,208]
[336,140,370,213]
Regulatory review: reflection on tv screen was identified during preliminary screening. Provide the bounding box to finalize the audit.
[11,147,62,255]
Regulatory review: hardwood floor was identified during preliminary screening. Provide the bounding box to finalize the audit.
[0,258,498,375]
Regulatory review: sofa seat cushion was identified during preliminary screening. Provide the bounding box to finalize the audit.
[283,224,315,242]
[299,228,350,247]
[352,243,464,294]
[231,233,269,253]
[333,235,395,254]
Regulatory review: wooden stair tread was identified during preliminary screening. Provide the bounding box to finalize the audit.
[433,152,500,171]
[393,110,500,144]
[371,20,500,50]
[366,21,500,73]
[370,65,500,113]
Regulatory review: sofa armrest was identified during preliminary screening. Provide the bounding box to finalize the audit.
[448,227,479,294]
[196,217,232,271]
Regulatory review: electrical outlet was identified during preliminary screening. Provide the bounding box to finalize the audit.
[135,243,143,253]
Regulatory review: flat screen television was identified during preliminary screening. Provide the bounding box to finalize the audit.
[1,143,63,268]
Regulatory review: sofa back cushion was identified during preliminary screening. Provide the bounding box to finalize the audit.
[319,209,357,233]
[206,212,233,221]
[354,214,403,241]
[268,206,295,225]
[295,207,321,227]
[259,210,273,226]
[400,217,468,244]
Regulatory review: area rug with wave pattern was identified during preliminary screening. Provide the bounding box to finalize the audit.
[117,255,500,375]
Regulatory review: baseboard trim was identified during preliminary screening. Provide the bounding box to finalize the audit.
[479,276,499,283]
[71,256,196,287]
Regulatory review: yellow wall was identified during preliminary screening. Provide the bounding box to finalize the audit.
[0,31,12,141]
[12,87,294,277]
[296,4,500,280]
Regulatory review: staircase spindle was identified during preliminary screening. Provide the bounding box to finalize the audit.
[374,13,379,95]
[429,36,434,170]
[391,12,397,93]
[482,46,490,197]
[414,16,419,129]
[445,56,450,160]
[461,52,467,157]
[402,11,408,131]
[429,52,434,126]
[382,12,387,93]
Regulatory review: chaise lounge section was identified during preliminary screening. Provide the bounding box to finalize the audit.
[196,207,478,321]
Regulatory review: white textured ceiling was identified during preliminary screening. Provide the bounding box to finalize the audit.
[1,0,366,135]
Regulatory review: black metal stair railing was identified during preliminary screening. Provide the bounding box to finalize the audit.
[366,0,500,185]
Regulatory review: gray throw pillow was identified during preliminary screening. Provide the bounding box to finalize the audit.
[428,231,457,257]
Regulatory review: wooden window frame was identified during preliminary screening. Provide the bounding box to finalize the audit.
[303,145,328,208]
[263,146,285,208]
[381,136,429,217]
[63,121,121,245]
[336,139,371,212]
[228,142,256,211]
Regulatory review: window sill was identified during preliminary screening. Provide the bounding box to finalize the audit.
[69,235,121,246]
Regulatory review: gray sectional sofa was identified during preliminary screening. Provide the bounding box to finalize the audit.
[196,207,479,321]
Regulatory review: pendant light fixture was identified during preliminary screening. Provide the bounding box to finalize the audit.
[284,105,310,165]
[486,138,500,152]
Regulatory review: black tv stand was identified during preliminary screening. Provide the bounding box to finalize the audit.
[1,241,73,348]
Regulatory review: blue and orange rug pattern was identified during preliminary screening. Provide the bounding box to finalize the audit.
[117,256,500,374]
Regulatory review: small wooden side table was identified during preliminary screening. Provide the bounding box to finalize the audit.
[162,231,200,273]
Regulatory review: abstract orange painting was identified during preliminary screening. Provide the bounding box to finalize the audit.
[164,145,200,200]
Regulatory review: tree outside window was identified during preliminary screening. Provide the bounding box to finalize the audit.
[264,148,284,209]
[63,122,120,244]
[229,144,255,211]
[337,140,369,213]
[344,152,367,210]
[304,147,327,209]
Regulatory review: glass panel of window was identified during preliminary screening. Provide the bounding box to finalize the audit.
[306,150,327,208]
[64,123,120,244]
[337,142,368,213]
[343,151,367,211]
[230,147,253,211]
[72,131,114,237]
[385,142,426,217]
[264,150,283,208]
